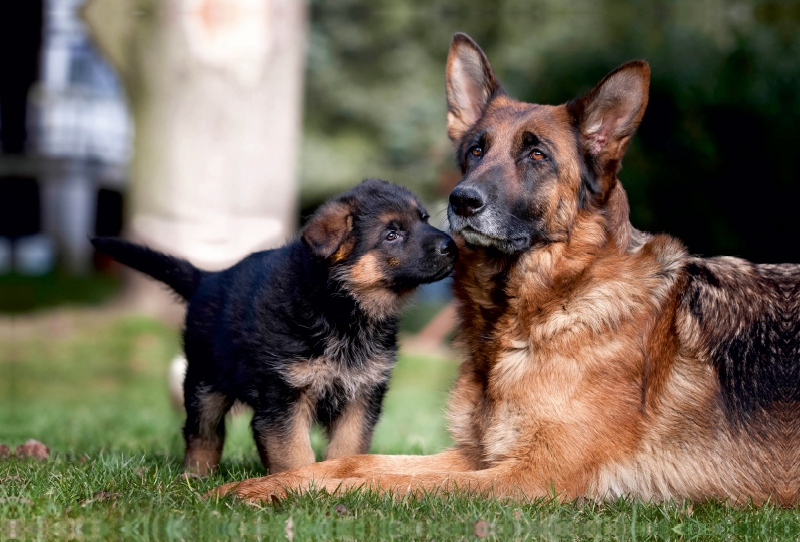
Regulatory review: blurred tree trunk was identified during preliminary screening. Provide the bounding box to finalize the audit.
[82,0,306,318]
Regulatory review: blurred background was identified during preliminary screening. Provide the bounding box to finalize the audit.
[2,0,800,314]
[2,0,800,467]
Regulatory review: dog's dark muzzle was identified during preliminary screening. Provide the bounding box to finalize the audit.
[449,185,486,218]
[447,184,534,254]
[392,230,457,290]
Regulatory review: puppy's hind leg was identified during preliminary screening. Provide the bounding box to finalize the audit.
[183,381,232,476]
[325,384,386,460]
[251,390,316,474]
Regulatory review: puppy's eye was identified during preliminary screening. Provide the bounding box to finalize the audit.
[530,149,546,161]
[470,146,483,157]
[385,231,400,242]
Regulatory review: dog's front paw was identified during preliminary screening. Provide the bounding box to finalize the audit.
[209,475,296,504]
[207,480,242,499]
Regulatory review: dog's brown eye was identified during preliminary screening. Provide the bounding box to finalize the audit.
[530,149,546,160]
[386,231,399,242]
[470,146,483,157]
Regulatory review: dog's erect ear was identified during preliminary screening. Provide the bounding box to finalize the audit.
[445,33,502,142]
[569,60,650,176]
[302,201,353,259]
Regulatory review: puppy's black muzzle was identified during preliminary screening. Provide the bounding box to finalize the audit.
[408,229,458,286]
[435,236,457,258]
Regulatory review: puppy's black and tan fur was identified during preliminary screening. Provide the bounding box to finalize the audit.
[93,179,457,475]
[216,34,800,506]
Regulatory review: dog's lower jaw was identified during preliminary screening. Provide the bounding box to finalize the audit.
[457,228,514,254]
[456,227,549,256]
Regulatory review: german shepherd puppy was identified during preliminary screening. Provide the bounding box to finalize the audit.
[214,34,800,506]
[92,179,457,476]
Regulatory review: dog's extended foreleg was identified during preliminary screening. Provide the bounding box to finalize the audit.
[214,460,532,503]
[212,449,484,500]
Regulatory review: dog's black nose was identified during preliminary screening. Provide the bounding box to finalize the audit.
[449,186,486,217]
[436,237,457,257]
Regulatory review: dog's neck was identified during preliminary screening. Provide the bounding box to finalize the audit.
[453,189,634,305]
[451,183,653,374]
[602,181,651,252]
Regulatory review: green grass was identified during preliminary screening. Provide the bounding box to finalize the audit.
[2,314,799,540]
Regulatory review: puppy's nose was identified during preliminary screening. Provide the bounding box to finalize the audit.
[449,186,486,217]
[436,237,457,257]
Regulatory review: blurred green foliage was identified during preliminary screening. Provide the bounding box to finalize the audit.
[301,0,800,262]
[0,272,121,313]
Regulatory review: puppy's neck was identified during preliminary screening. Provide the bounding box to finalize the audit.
[327,264,409,323]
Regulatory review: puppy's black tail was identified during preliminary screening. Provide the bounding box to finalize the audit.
[91,237,204,300]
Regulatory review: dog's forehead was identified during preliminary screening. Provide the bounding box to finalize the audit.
[480,98,575,152]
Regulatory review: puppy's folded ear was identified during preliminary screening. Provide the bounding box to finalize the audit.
[302,201,353,259]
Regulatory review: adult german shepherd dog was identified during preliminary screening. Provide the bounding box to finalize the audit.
[215,33,800,506]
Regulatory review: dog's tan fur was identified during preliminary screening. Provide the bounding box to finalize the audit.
[213,34,799,506]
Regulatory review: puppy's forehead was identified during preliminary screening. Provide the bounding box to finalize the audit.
[354,190,426,221]
[375,199,428,224]
[377,209,421,226]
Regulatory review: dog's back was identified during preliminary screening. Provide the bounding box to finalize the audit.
[678,258,800,503]
[181,242,330,398]
[574,254,800,504]
[681,258,800,420]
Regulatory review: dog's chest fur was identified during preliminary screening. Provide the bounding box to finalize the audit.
[450,232,686,468]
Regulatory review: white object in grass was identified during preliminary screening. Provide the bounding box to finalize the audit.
[168,355,188,411]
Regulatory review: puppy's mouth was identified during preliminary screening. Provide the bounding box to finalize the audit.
[391,260,454,291]
[426,261,456,283]
[457,226,531,254]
